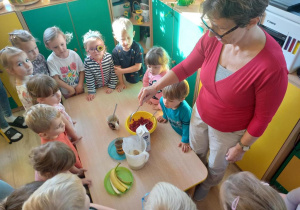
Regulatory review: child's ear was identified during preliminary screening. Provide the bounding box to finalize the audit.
[5,67,14,75]
[36,97,43,104]
[38,132,47,138]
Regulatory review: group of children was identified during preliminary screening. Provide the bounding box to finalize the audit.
[0,16,195,209]
[0,14,299,210]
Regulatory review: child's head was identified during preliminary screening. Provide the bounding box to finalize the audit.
[162,80,189,109]
[145,47,170,75]
[43,26,73,59]
[0,181,44,210]
[144,182,197,210]
[83,30,106,61]
[220,171,287,210]
[29,141,76,179]
[22,173,90,210]
[25,104,65,139]
[0,46,33,79]
[112,18,135,51]
[26,74,61,105]
[9,30,39,62]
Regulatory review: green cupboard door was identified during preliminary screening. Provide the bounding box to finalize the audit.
[22,3,82,59]
[152,0,174,59]
[172,12,204,106]
[67,0,115,55]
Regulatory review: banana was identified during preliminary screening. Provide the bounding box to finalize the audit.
[109,178,121,195]
[109,163,126,193]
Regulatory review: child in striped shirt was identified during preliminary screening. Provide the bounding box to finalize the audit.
[83,30,117,101]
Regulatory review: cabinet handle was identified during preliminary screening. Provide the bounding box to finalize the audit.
[74,48,78,52]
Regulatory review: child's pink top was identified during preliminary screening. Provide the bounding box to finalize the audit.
[143,69,167,105]
[54,103,73,125]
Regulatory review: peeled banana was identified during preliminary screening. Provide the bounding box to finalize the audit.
[109,163,130,194]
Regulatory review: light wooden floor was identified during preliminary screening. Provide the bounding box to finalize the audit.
[0,109,241,209]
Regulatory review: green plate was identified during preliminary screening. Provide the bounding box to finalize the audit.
[104,166,134,195]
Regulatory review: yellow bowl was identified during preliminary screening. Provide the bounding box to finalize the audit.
[125,111,157,135]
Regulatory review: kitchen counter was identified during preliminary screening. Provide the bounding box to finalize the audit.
[0,0,76,15]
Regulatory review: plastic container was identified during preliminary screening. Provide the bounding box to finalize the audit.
[123,136,149,170]
[140,3,149,22]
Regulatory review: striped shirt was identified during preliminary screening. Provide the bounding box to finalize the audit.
[84,52,117,94]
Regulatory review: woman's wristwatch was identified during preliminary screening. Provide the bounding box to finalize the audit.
[238,141,250,151]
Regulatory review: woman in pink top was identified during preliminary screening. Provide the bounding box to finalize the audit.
[139,0,288,201]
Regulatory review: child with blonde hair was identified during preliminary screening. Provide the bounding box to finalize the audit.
[26,74,81,142]
[25,104,84,175]
[9,29,49,75]
[83,30,117,101]
[44,26,84,98]
[29,141,91,185]
[143,46,169,110]
[0,47,33,110]
[143,182,197,210]
[220,171,287,210]
[112,18,145,91]
[158,80,192,153]
[23,173,115,210]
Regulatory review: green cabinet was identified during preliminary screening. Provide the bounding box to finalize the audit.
[22,3,80,59]
[22,0,114,60]
[152,0,204,106]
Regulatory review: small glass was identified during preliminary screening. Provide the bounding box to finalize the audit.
[114,138,124,155]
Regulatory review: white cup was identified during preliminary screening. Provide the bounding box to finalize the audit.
[123,138,149,170]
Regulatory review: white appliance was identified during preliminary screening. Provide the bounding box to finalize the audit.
[261,5,300,73]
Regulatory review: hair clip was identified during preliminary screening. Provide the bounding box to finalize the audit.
[97,45,104,52]
[231,196,240,210]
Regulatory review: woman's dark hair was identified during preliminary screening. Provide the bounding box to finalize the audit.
[201,0,269,27]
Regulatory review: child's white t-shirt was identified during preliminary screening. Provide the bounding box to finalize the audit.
[16,83,32,111]
[47,50,84,96]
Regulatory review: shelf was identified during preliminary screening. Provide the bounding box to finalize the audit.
[130,16,150,27]
[288,71,300,89]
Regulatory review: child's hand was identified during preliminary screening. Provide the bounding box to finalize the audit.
[178,142,191,153]
[106,88,114,94]
[75,84,84,95]
[82,178,92,187]
[114,66,122,75]
[157,116,167,123]
[67,87,76,98]
[116,83,126,92]
[77,168,87,177]
[87,94,96,101]
[71,136,83,144]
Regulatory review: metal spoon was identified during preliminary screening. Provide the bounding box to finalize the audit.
[112,104,118,119]
[129,105,140,122]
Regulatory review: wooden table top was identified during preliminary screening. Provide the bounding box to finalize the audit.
[64,82,207,210]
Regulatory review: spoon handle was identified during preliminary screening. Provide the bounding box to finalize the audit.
[112,104,118,118]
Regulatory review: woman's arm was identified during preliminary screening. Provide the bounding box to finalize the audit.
[225,131,258,163]
[138,71,179,105]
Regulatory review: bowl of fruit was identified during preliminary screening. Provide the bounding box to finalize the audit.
[125,111,157,135]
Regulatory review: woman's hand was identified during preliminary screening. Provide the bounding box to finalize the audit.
[138,86,157,106]
[86,94,96,101]
[225,144,245,163]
